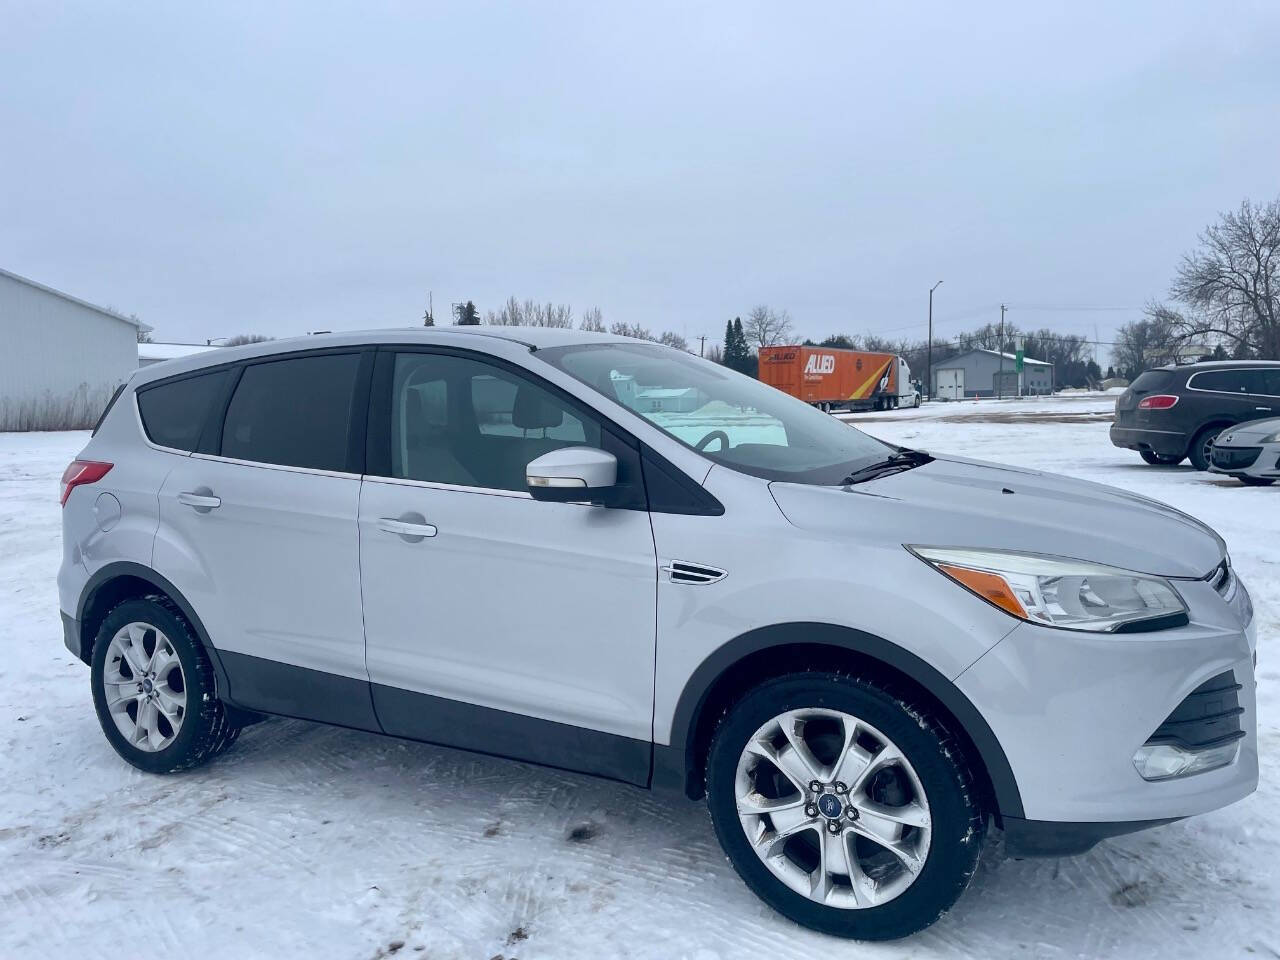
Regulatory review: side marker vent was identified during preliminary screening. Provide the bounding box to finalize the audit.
[663,560,727,585]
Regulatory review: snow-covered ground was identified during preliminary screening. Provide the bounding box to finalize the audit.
[2,397,1276,959]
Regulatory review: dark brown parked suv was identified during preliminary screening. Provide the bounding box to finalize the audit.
[1111,361,1280,470]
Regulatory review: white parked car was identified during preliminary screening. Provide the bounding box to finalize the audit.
[1209,417,1280,486]
[59,328,1258,940]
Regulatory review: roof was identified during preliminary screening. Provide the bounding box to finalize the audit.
[0,266,151,331]
[1156,359,1280,370]
[138,341,222,361]
[935,347,1052,368]
[129,325,649,388]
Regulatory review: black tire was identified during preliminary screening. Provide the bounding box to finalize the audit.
[706,672,986,941]
[91,597,241,774]
[1139,450,1183,466]
[1238,475,1275,486]
[1188,424,1226,471]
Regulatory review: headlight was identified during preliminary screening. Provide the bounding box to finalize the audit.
[910,547,1188,632]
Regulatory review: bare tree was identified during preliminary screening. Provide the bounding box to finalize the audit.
[487,296,525,325]
[705,342,724,363]
[579,306,605,332]
[1111,309,1180,379]
[488,297,574,327]
[1162,197,1280,359]
[658,331,688,351]
[610,321,655,341]
[743,305,794,348]
[224,333,274,346]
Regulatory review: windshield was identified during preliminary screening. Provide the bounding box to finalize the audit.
[537,342,893,483]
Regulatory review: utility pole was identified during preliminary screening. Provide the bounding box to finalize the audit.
[997,304,1007,400]
[927,280,943,400]
[698,335,706,358]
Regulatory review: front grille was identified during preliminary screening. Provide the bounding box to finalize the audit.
[1210,446,1262,470]
[1207,559,1231,595]
[1145,671,1245,751]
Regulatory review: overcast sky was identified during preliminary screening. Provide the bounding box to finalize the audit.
[3,2,1278,355]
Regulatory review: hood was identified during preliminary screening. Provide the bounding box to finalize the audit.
[769,454,1224,579]
[1215,418,1280,444]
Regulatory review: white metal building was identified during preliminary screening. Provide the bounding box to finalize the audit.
[0,267,149,430]
[930,348,1054,400]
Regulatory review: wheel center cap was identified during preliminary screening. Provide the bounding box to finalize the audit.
[816,793,842,819]
[142,678,154,694]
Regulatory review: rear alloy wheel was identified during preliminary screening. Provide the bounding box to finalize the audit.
[1139,451,1183,466]
[707,673,985,940]
[102,623,188,752]
[1188,424,1226,471]
[91,597,242,774]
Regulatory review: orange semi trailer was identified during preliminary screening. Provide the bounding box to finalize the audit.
[758,346,920,412]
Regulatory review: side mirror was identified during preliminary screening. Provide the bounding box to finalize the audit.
[526,447,617,503]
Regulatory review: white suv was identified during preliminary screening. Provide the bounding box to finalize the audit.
[59,327,1258,940]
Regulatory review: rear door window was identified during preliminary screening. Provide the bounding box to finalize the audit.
[220,353,361,471]
[1189,369,1251,394]
[136,369,230,452]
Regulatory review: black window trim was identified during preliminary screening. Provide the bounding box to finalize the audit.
[137,345,375,476]
[92,382,127,437]
[1185,366,1280,399]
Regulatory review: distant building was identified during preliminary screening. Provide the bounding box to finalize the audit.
[0,267,149,430]
[138,341,220,367]
[930,348,1054,400]
[633,387,700,413]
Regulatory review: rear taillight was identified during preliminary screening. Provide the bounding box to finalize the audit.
[60,460,113,506]
[1138,394,1179,410]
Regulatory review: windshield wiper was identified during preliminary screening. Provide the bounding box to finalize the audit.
[840,448,934,486]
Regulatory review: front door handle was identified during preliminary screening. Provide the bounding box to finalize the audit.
[377,517,437,541]
[1256,407,1271,412]
[177,491,221,511]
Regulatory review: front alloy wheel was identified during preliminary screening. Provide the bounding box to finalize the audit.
[707,672,985,940]
[735,709,931,908]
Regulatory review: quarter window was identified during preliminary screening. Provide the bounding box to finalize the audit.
[387,353,598,491]
[136,369,230,452]
[1263,369,1280,397]
[220,353,361,471]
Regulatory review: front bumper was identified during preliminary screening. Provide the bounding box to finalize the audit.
[1208,441,1280,480]
[956,574,1258,830]
[1109,424,1188,458]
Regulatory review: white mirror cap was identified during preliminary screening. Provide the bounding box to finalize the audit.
[526,447,617,489]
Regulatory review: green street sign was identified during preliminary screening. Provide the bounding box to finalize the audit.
[1015,349,1024,372]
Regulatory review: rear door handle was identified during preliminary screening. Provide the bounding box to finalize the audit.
[1256,407,1271,412]
[377,517,437,540]
[177,491,221,511]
